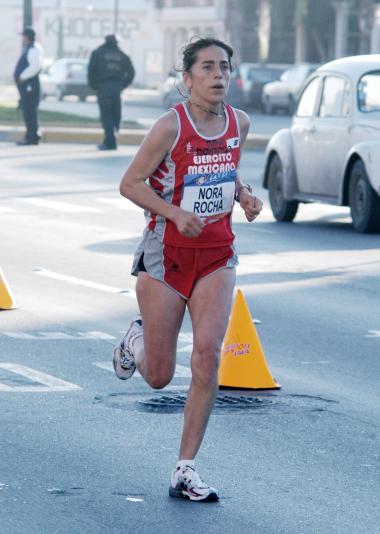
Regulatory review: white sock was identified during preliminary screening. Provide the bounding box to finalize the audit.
[176,459,195,470]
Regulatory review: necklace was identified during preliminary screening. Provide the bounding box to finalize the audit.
[188,99,225,118]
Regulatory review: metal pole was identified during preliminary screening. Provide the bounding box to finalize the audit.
[333,1,349,58]
[23,0,33,27]
[56,0,64,59]
[113,0,119,34]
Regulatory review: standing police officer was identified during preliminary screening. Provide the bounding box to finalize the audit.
[14,27,43,146]
[88,35,135,151]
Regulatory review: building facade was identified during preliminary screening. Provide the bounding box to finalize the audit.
[1,0,379,85]
[0,0,163,86]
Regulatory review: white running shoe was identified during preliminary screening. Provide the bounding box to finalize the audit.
[112,315,142,380]
[169,465,219,502]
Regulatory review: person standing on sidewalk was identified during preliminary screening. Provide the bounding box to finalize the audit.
[13,27,43,146]
[88,35,135,151]
[113,37,263,501]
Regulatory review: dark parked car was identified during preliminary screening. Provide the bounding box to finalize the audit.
[239,63,287,109]
[161,66,246,109]
[40,58,95,101]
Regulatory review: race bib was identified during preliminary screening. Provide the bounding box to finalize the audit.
[180,170,236,220]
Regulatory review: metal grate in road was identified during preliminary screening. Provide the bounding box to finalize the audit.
[137,394,272,413]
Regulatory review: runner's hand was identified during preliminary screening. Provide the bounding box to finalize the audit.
[173,210,205,238]
[239,191,263,222]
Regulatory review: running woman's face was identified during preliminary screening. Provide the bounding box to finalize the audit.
[184,45,231,105]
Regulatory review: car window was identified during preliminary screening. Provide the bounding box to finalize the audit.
[296,77,320,117]
[358,70,380,112]
[319,76,350,118]
[248,68,282,82]
[281,65,309,84]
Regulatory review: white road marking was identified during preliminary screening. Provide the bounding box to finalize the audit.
[94,362,192,378]
[79,331,116,340]
[177,344,194,353]
[94,362,116,372]
[36,332,77,340]
[2,332,36,339]
[0,206,15,213]
[2,331,117,340]
[17,198,103,213]
[0,363,81,392]
[365,330,380,338]
[33,267,136,297]
[178,332,193,343]
[126,496,144,503]
[96,198,142,212]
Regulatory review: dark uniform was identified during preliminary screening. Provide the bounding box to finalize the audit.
[14,27,42,145]
[88,35,135,150]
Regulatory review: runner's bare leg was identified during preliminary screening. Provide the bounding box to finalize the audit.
[178,267,236,460]
[132,272,186,388]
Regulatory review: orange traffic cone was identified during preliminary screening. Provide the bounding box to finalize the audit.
[0,268,17,310]
[218,289,280,389]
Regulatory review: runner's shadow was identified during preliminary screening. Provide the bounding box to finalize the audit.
[85,237,141,255]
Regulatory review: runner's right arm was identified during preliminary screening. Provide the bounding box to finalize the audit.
[119,111,205,238]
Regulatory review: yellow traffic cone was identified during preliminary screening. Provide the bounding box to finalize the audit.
[0,268,17,310]
[218,289,280,389]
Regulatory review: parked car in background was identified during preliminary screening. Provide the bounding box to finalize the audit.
[40,58,95,101]
[262,63,318,114]
[161,65,246,109]
[262,55,380,233]
[239,62,287,109]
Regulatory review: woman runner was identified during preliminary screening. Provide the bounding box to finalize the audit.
[113,37,263,502]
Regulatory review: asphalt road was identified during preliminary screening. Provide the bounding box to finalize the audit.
[0,143,379,534]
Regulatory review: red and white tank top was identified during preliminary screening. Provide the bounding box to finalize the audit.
[146,101,241,248]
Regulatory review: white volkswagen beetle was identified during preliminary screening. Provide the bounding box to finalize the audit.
[262,55,380,233]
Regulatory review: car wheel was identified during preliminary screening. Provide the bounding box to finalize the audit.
[349,160,380,233]
[55,87,64,101]
[268,154,299,222]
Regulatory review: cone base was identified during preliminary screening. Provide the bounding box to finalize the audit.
[219,383,281,391]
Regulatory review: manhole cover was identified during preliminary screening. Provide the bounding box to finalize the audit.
[94,391,337,415]
[137,394,272,413]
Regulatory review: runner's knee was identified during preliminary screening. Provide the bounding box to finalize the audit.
[191,343,220,386]
[144,359,175,389]
[145,370,173,389]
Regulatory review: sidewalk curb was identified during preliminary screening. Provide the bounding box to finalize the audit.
[0,125,270,151]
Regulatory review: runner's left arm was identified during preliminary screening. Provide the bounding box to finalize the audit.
[235,109,263,222]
